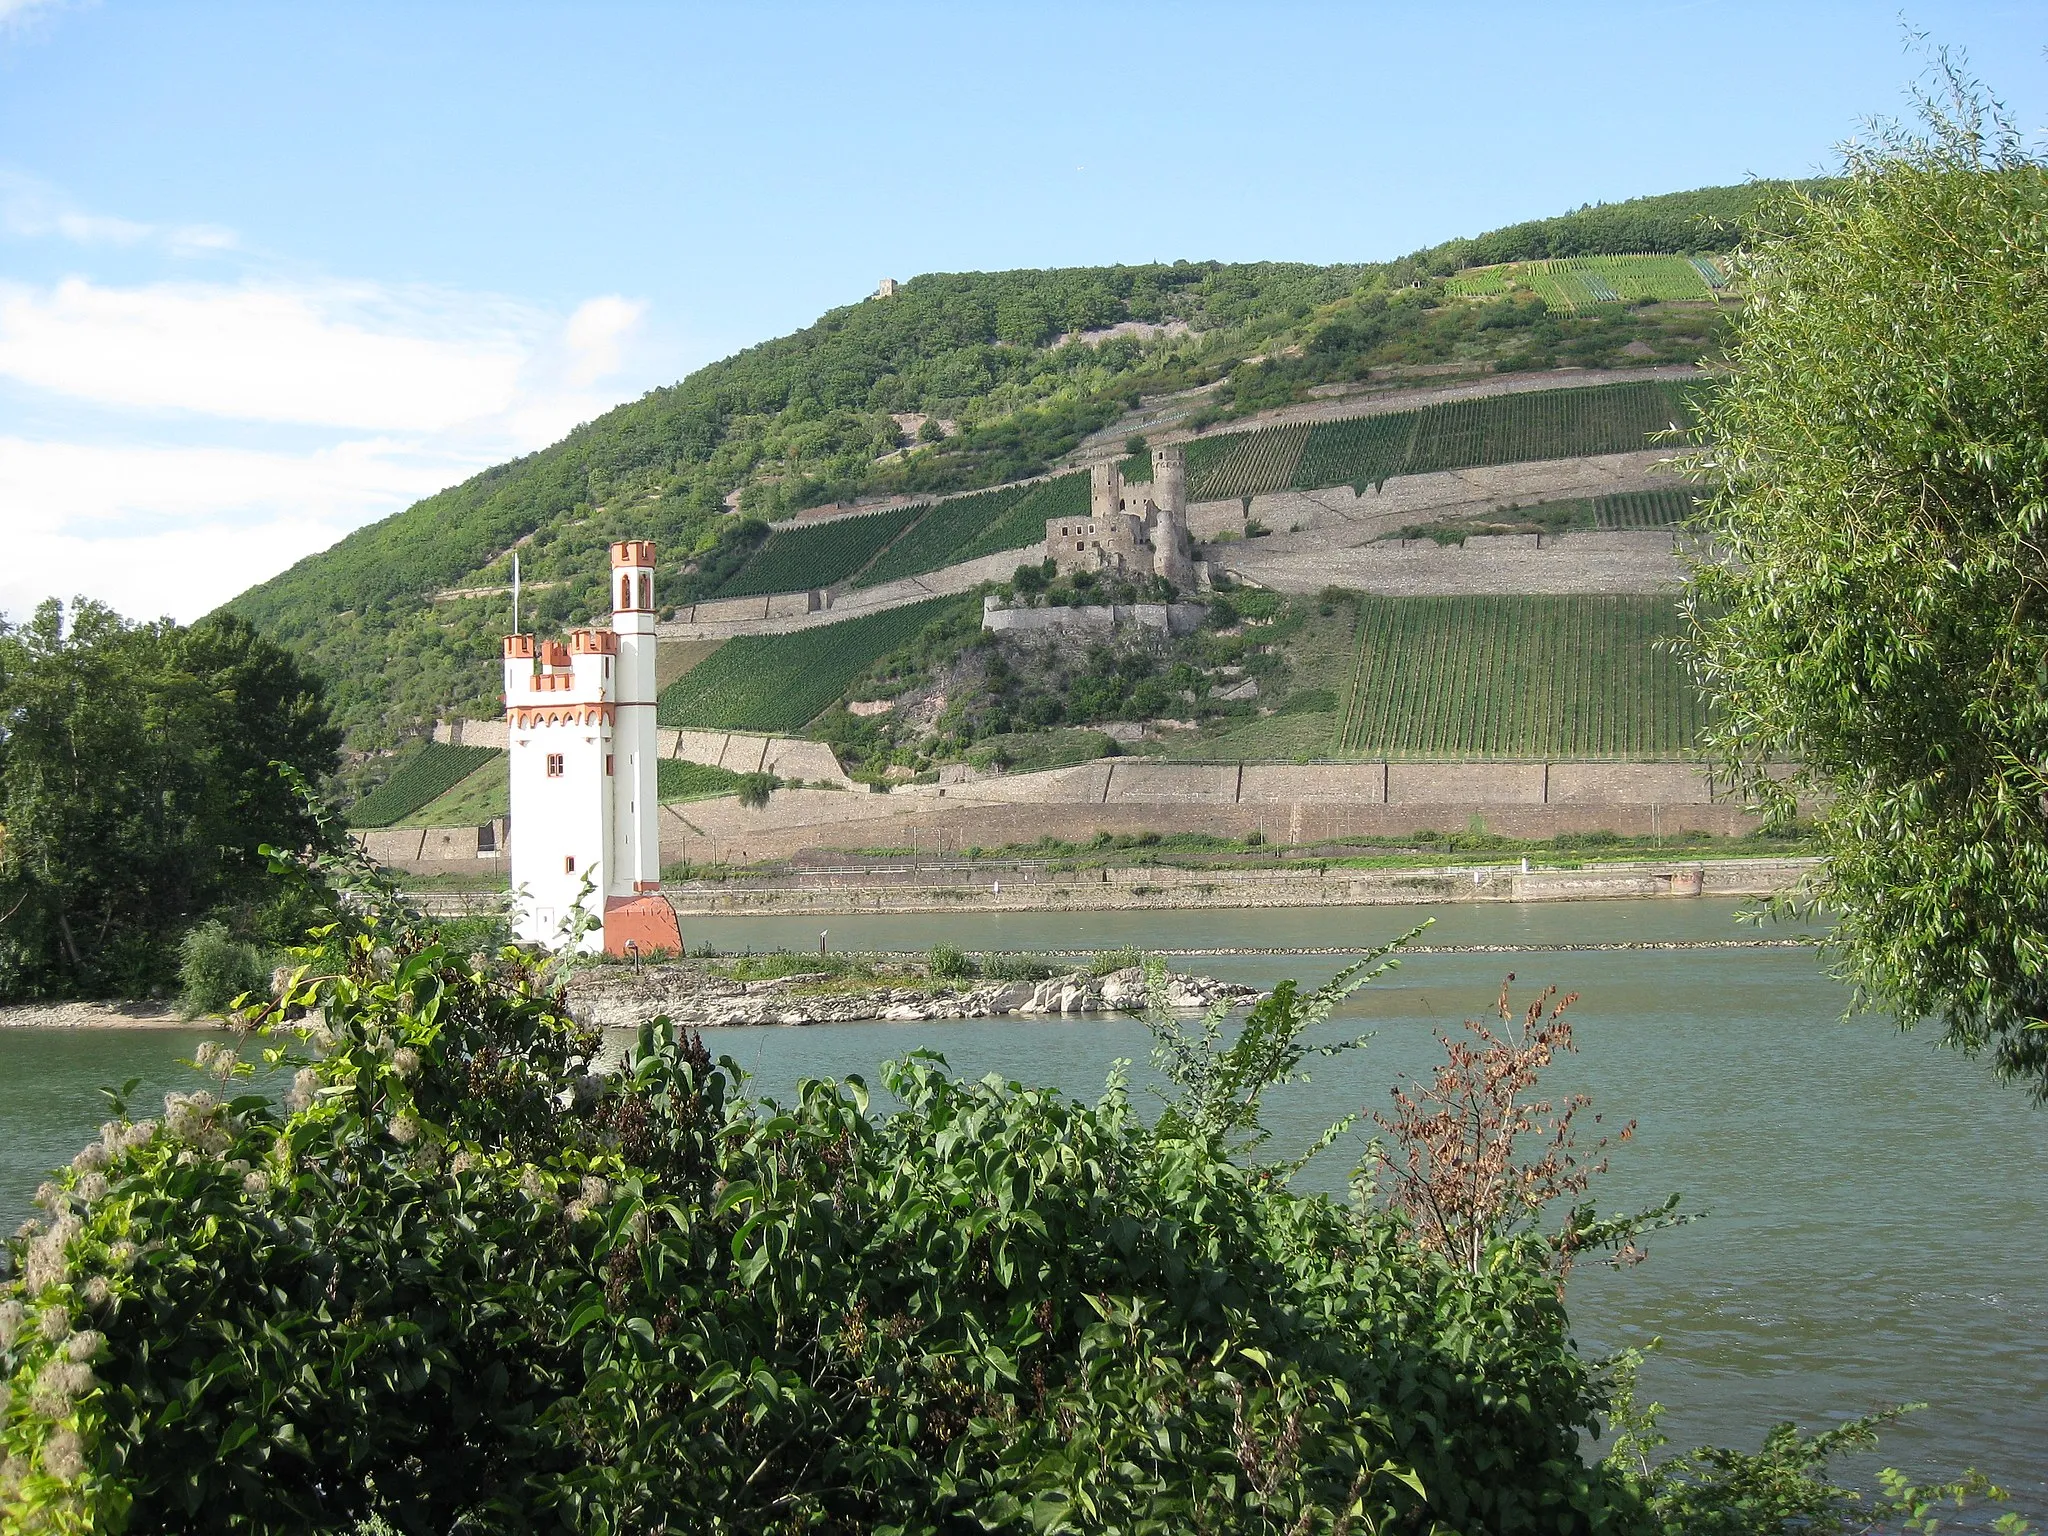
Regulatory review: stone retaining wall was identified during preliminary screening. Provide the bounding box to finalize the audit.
[662,854,1813,917]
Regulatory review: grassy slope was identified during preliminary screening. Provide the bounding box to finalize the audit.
[226,182,1801,756]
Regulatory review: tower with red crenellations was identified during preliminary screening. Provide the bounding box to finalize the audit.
[502,541,682,956]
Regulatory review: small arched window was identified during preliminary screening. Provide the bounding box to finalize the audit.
[620,574,632,609]
[638,572,651,609]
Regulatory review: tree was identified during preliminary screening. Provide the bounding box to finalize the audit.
[1680,63,2048,1097]
[0,600,339,1000]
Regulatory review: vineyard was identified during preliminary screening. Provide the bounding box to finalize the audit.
[705,383,1695,598]
[1443,253,1734,312]
[1335,595,1704,759]
[1592,487,1697,528]
[1401,380,1693,474]
[952,474,1090,564]
[656,597,966,732]
[714,506,922,597]
[1165,378,1695,501]
[1192,423,1310,501]
[657,758,744,802]
[852,485,1033,588]
[346,743,501,827]
[1289,413,1414,493]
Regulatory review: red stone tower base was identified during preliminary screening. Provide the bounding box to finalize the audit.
[603,894,684,959]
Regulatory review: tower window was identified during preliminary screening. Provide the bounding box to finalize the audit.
[638,572,651,608]
[620,574,632,609]
[546,753,564,777]
[564,855,576,873]
[606,754,614,775]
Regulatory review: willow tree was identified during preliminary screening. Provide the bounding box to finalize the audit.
[1683,68,2048,1094]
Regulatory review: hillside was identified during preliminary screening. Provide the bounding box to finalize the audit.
[225,181,1800,762]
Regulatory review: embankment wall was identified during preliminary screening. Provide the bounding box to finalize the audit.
[657,855,1815,917]
[365,757,1765,872]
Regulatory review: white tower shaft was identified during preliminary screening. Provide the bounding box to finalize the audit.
[610,542,661,896]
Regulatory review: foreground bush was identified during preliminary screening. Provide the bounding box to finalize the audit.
[2,827,2030,1533]
[0,906,1641,1534]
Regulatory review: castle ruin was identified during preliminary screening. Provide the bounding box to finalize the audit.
[1045,445,1197,590]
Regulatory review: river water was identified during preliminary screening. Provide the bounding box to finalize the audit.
[5,898,2043,1512]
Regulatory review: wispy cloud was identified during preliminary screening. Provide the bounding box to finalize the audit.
[0,171,230,253]
[0,0,71,27]
[0,277,534,430]
[0,434,461,623]
[0,184,654,625]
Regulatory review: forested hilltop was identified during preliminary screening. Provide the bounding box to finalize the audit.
[227,182,1801,755]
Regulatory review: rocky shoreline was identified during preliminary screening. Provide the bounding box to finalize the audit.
[0,1001,215,1030]
[566,963,1260,1029]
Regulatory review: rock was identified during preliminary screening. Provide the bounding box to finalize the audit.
[564,961,1261,1029]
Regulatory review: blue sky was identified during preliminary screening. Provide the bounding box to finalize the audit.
[3,0,2045,624]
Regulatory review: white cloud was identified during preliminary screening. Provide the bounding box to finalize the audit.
[564,294,647,387]
[0,277,534,430]
[0,168,659,626]
[0,259,657,625]
[0,435,468,623]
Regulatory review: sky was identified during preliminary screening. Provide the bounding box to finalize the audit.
[2,1,2045,627]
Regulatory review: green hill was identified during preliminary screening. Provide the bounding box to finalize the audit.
[224,182,1798,759]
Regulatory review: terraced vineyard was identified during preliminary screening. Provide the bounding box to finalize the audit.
[1289,413,1415,493]
[852,485,1032,588]
[1400,380,1693,474]
[1191,423,1310,500]
[1335,595,1703,758]
[1444,253,1731,311]
[656,758,745,802]
[953,474,1089,564]
[656,596,966,732]
[715,506,921,597]
[346,743,501,827]
[1592,487,1697,528]
[709,382,1695,597]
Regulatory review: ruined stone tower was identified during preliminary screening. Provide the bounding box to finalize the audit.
[1045,445,1195,589]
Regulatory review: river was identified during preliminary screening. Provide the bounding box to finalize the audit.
[4,898,2043,1513]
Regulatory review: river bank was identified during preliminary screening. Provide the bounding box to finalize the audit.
[397,852,1821,918]
[567,960,1256,1028]
[0,1000,210,1030]
[655,854,1820,917]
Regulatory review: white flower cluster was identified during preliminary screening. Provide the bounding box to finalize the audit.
[22,1215,83,1294]
[0,1298,24,1348]
[283,1067,319,1113]
[96,1119,157,1162]
[193,1041,241,1081]
[518,1166,556,1205]
[391,1046,421,1078]
[162,1091,231,1156]
[41,1428,86,1481]
[564,1175,612,1224]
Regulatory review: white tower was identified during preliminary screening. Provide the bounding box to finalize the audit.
[609,540,662,898]
[503,540,680,957]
